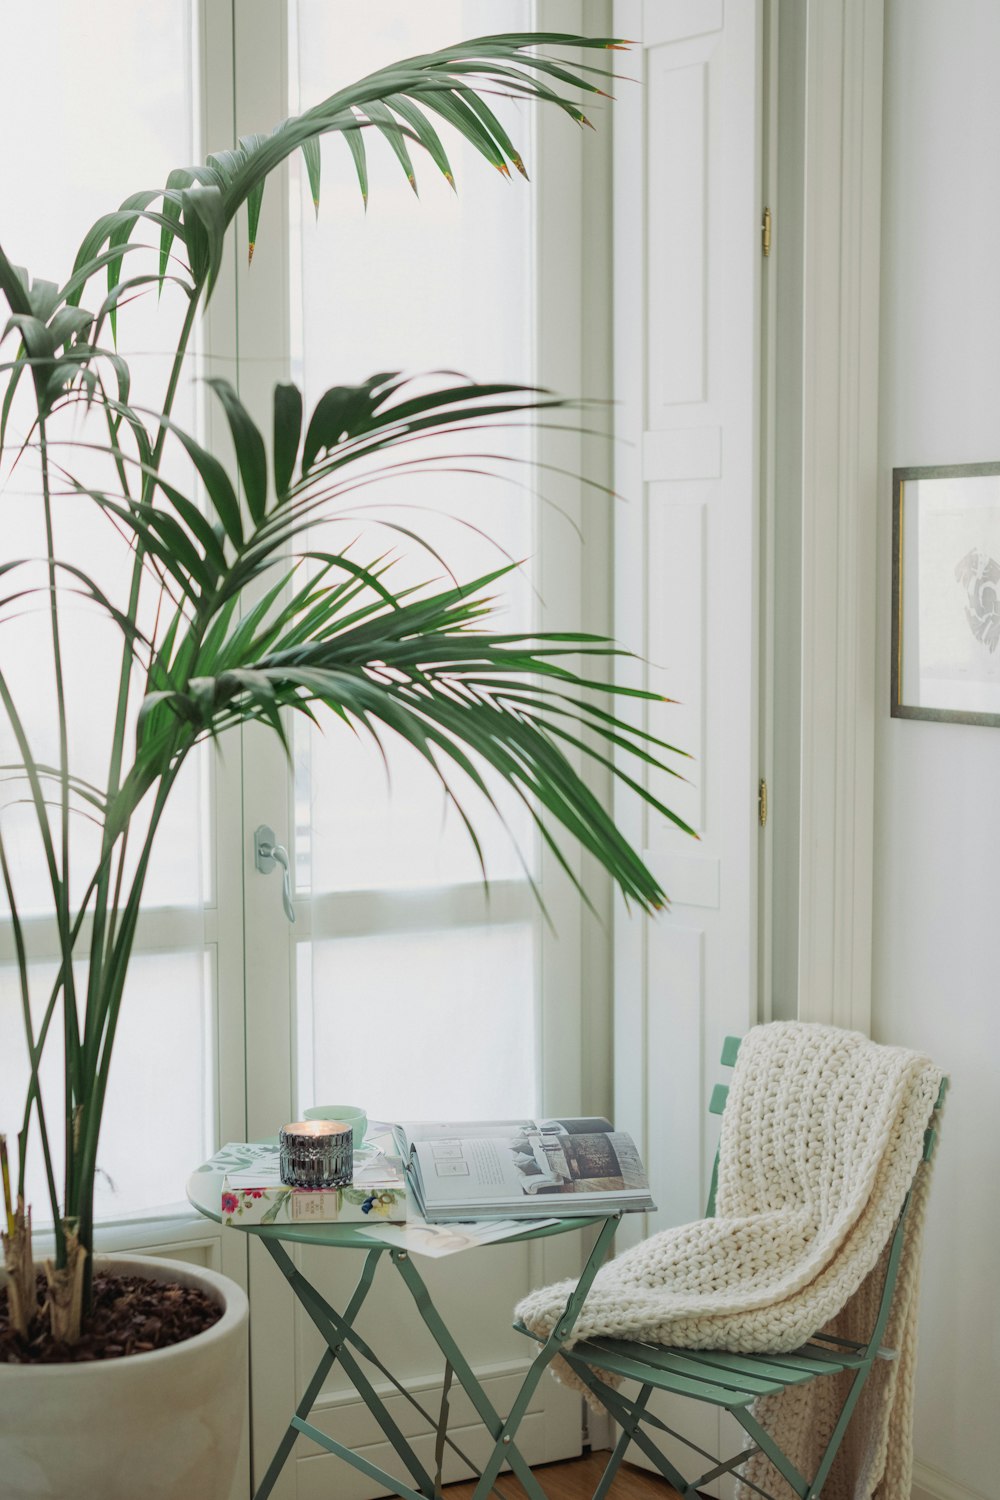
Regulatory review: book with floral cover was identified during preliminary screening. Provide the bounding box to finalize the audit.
[205,1139,409,1227]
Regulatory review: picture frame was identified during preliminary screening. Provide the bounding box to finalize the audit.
[892,461,1000,726]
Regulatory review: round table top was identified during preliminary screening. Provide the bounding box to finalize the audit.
[186,1153,608,1250]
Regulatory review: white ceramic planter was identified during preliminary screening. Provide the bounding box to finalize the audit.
[0,1252,248,1500]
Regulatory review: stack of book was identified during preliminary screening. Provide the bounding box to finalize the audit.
[206,1138,409,1227]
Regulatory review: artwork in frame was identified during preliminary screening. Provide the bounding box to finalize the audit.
[892,461,1000,726]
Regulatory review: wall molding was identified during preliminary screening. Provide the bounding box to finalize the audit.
[795,0,884,1033]
[912,1460,990,1500]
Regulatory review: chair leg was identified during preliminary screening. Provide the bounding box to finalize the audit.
[804,1365,871,1500]
[570,1367,693,1496]
[731,1408,809,1500]
[592,1384,653,1500]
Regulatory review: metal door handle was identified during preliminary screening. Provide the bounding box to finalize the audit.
[254,825,296,923]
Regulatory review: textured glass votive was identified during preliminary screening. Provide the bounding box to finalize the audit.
[279,1120,353,1188]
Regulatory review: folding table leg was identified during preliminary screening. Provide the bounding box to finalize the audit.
[470,1216,623,1500]
[392,1217,621,1500]
[389,1249,547,1500]
[433,1360,454,1498]
[253,1346,336,1500]
[253,1242,383,1500]
[259,1240,438,1499]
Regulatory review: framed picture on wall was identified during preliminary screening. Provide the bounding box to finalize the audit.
[892,461,1000,726]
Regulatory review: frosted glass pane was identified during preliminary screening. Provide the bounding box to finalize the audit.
[0,4,206,915]
[296,721,535,894]
[0,6,196,270]
[290,0,537,894]
[0,950,215,1223]
[290,0,533,384]
[298,925,537,1121]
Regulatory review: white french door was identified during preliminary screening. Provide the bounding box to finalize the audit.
[225,3,614,1495]
[611,0,764,1493]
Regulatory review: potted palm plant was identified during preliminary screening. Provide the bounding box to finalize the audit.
[0,29,690,1500]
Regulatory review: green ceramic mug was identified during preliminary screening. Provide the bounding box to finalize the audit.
[302,1104,367,1147]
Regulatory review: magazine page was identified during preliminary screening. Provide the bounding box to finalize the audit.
[406,1118,647,1212]
[354,1216,560,1259]
[397,1117,615,1153]
[398,1120,536,1147]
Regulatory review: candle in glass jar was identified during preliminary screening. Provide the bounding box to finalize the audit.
[279,1119,353,1188]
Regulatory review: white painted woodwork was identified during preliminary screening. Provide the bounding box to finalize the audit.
[756,0,780,1028]
[612,0,763,1490]
[794,0,883,1035]
[768,0,806,1025]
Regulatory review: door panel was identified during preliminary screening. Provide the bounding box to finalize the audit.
[612,0,763,1492]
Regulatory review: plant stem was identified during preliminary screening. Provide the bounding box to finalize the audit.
[0,834,62,1242]
[103,293,200,809]
[72,770,176,1307]
[38,421,82,1262]
[77,292,203,1290]
[0,1135,13,1237]
[75,291,202,1301]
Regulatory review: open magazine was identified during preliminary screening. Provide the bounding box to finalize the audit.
[393,1117,655,1221]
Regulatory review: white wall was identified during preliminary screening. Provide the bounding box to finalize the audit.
[876,6,1000,1498]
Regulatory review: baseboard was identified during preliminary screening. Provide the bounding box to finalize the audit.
[579,1445,987,1499]
[912,1460,989,1500]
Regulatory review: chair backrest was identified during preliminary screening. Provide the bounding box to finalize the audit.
[704,1033,948,1217]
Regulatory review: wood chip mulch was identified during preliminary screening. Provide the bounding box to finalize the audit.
[0,1270,222,1364]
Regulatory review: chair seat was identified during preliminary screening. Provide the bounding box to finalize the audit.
[557,1334,867,1410]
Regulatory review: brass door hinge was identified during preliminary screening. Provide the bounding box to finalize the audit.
[758,777,768,828]
[761,206,772,258]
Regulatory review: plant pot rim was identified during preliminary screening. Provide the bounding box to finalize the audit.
[0,1251,248,1377]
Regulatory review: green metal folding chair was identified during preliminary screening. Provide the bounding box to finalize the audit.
[515,1036,948,1500]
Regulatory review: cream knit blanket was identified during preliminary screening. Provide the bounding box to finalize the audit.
[515,1022,943,1500]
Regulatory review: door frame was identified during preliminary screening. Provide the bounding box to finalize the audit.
[793,0,883,1035]
[767,0,884,1036]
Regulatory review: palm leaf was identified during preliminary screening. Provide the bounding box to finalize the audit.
[59,34,622,301]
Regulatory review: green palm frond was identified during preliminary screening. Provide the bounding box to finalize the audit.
[0,34,619,456]
[137,560,686,914]
[54,374,688,912]
[67,33,623,305]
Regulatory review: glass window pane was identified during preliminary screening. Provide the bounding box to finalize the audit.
[297,924,537,1121]
[0,949,215,1222]
[289,0,537,895]
[0,2,205,917]
[0,7,216,1232]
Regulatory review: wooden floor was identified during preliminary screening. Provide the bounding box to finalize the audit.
[443,1452,681,1500]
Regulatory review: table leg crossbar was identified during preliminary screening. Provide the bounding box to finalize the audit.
[252,1216,620,1500]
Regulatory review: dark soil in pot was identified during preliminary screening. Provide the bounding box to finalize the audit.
[0,1270,222,1364]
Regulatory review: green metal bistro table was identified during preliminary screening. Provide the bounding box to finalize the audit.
[187,1159,620,1500]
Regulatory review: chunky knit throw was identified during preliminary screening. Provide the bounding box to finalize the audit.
[515,1022,943,1500]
